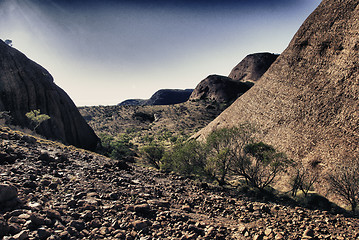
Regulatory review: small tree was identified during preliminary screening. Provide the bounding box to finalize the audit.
[233,142,288,189]
[205,124,254,185]
[326,159,359,213]
[5,39,12,47]
[290,164,318,197]
[141,143,165,169]
[25,109,50,131]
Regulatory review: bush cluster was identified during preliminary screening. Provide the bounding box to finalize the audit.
[98,134,136,162]
[143,124,289,190]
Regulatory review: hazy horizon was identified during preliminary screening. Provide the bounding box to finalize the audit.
[0,0,321,106]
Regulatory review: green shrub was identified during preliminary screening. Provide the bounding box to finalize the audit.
[161,140,207,177]
[99,134,136,162]
[141,143,165,169]
[25,109,50,131]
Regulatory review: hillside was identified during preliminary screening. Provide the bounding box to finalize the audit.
[79,100,227,146]
[1,126,359,239]
[194,0,359,199]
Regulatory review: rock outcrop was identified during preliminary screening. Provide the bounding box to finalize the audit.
[189,75,251,103]
[228,52,279,83]
[145,89,193,105]
[118,99,147,106]
[119,89,193,106]
[0,40,99,150]
[195,0,359,186]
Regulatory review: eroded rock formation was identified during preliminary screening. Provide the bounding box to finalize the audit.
[228,52,279,83]
[189,75,251,103]
[0,40,99,150]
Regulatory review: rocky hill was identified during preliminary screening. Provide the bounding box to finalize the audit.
[0,40,98,150]
[79,100,227,147]
[189,75,251,103]
[194,0,359,198]
[228,53,279,83]
[119,89,193,106]
[1,126,359,239]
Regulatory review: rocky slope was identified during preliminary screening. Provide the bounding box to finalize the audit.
[194,0,359,198]
[0,40,98,150]
[228,53,279,83]
[79,100,227,147]
[189,75,251,103]
[1,126,359,240]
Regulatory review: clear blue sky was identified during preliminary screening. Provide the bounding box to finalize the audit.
[0,0,321,106]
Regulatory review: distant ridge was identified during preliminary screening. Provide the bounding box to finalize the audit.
[119,89,193,106]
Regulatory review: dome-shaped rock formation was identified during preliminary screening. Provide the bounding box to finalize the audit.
[189,75,251,103]
[195,0,359,183]
[145,89,193,105]
[0,40,99,150]
[228,52,279,83]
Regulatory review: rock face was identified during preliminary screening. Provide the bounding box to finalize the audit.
[189,75,251,103]
[0,40,99,150]
[195,0,359,180]
[228,52,279,83]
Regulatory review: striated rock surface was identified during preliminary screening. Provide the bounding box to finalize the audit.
[189,75,251,103]
[194,0,359,192]
[228,52,279,83]
[0,40,99,150]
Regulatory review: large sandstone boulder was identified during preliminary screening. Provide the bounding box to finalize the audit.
[228,52,278,83]
[195,0,359,179]
[0,40,99,150]
[189,75,251,103]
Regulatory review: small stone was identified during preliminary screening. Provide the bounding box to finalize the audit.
[265,228,273,236]
[13,230,29,240]
[132,220,149,231]
[0,184,18,203]
[134,204,151,214]
[23,181,37,189]
[303,228,314,238]
[37,228,52,240]
[30,213,46,226]
[253,233,264,240]
[69,220,86,231]
[181,205,191,212]
[46,209,62,220]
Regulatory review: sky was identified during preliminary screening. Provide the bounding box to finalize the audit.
[0,0,321,106]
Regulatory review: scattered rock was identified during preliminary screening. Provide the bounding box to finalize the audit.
[0,184,17,203]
